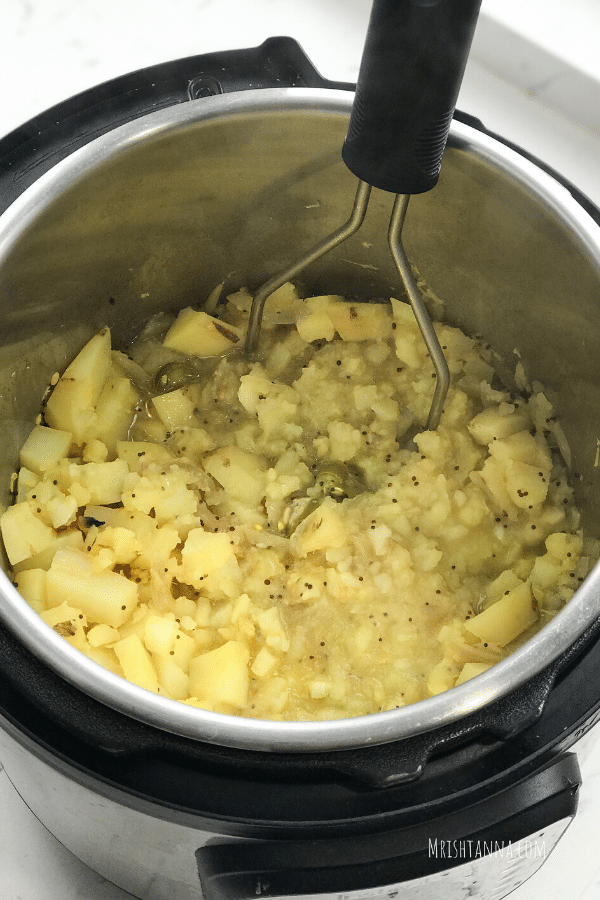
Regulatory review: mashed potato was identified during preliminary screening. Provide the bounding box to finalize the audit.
[2,284,585,720]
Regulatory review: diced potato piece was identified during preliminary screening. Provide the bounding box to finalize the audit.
[545,531,582,560]
[45,492,78,530]
[256,606,289,651]
[163,308,243,357]
[464,581,537,647]
[468,404,530,445]
[326,300,390,341]
[155,656,189,700]
[40,602,88,650]
[455,662,494,686]
[204,446,267,507]
[45,327,112,443]
[117,440,177,471]
[93,371,139,453]
[296,309,336,343]
[188,640,250,709]
[504,460,548,508]
[170,631,198,671]
[0,501,55,566]
[46,561,138,628]
[529,553,563,594]
[20,425,73,475]
[166,426,216,460]
[83,439,109,463]
[12,529,85,574]
[251,646,279,677]
[87,623,120,647]
[16,467,39,502]
[93,526,141,565]
[73,459,130,506]
[14,568,47,613]
[476,459,515,514]
[152,389,198,431]
[180,529,236,587]
[297,501,347,554]
[122,472,198,526]
[259,282,307,327]
[143,614,179,655]
[113,634,159,693]
[489,430,551,470]
[485,569,523,604]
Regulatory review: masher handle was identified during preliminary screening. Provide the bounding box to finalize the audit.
[342,0,483,195]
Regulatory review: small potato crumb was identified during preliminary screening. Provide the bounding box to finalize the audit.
[2,286,588,720]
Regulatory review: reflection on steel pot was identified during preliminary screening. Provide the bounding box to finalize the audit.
[0,37,599,900]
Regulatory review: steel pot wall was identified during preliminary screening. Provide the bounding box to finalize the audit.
[1,87,600,751]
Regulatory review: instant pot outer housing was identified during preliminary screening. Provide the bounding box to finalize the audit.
[1,37,600,900]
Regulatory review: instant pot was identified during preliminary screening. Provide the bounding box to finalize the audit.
[1,38,600,900]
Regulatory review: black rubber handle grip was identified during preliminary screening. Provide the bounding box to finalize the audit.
[342,0,483,194]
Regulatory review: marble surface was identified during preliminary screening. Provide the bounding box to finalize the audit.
[2,1,600,898]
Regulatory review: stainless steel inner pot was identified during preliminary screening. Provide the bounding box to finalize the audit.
[1,87,600,752]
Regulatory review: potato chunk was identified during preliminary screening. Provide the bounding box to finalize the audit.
[0,502,55,566]
[46,554,138,628]
[464,581,537,647]
[20,424,72,475]
[114,634,159,693]
[45,327,112,443]
[163,308,243,356]
[188,640,250,709]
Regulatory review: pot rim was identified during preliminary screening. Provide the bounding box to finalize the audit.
[1,87,600,753]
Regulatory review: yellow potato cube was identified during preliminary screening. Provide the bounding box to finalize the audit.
[117,440,177,472]
[545,531,582,560]
[16,467,39,502]
[166,426,216,460]
[255,606,289,652]
[188,640,250,709]
[204,446,267,506]
[40,602,88,652]
[152,389,198,430]
[87,623,120,647]
[326,300,390,341]
[114,634,159,693]
[14,568,47,613]
[258,281,307,328]
[171,631,199,671]
[82,439,109,463]
[180,529,236,588]
[143,614,179,655]
[251,647,279,678]
[298,501,347,554]
[13,529,85,574]
[455,662,494,686]
[82,645,123,677]
[0,501,55,566]
[45,327,112,443]
[296,309,336,343]
[46,562,138,628]
[45,492,78,530]
[93,371,139,453]
[468,404,530,446]
[464,581,537,647]
[20,424,73,475]
[163,308,243,357]
[75,459,130,506]
[155,656,189,700]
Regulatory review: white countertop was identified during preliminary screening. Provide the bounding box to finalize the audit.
[2,1,600,898]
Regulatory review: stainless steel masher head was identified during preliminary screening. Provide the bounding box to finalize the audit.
[245,0,483,431]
